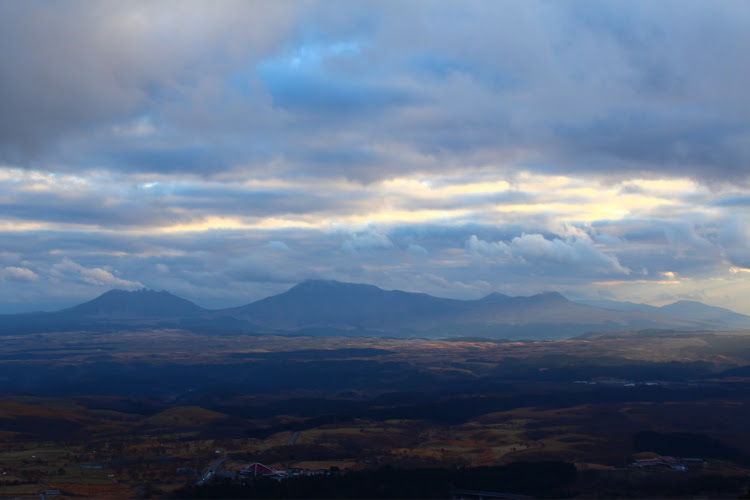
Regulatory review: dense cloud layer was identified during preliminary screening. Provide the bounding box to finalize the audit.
[1,1,749,313]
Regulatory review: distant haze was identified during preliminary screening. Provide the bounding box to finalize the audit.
[3,280,749,340]
[1,2,750,314]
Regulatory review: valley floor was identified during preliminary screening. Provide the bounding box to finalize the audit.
[1,329,750,498]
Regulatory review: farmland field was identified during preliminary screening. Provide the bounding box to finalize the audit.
[2,329,750,498]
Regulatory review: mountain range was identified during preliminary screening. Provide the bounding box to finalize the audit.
[1,280,749,339]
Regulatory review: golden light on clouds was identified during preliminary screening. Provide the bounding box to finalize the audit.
[0,156,724,288]
[156,216,323,233]
[592,279,681,286]
[0,221,55,231]
[0,168,712,235]
[371,172,700,226]
[342,208,472,226]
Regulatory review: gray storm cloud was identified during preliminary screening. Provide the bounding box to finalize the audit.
[1,1,748,182]
[1,1,750,313]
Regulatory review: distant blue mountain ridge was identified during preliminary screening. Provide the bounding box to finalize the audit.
[1,280,748,339]
[577,298,750,328]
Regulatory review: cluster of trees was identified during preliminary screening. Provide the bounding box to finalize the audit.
[633,431,748,463]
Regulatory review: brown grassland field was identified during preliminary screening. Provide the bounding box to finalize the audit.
[2,329,750,498]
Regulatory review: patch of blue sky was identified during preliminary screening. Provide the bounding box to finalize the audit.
[252,38,419,114]
[257,61,410,114]
[225,39,363,98]
[263,38,364,71]
[288,40,361,69]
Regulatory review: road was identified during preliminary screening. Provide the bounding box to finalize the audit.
[287,431,299,446]
[196,457,226,486]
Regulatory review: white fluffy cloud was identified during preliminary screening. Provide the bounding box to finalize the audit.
[52,258,143,289]
[467,233,630,275]
[342,226,394,253]
[511,234,630,274]
[466,235,510,258]
[0,266,38,282]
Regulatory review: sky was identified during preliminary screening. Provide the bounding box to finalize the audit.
[1,1,750,314]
